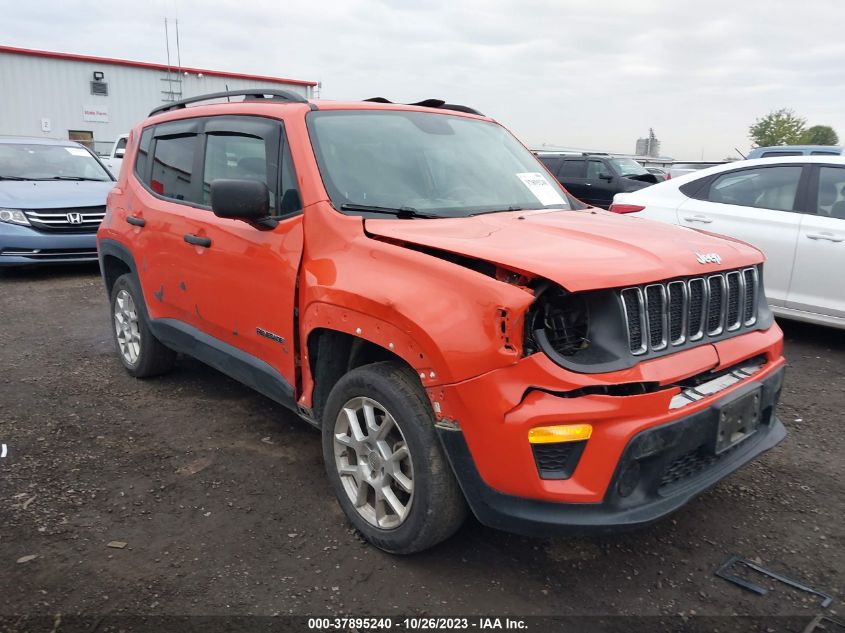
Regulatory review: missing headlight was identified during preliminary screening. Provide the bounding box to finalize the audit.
[525,285,589,357]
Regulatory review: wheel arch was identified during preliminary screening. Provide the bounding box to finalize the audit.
[98,238,138,296]
[305,325,427,425]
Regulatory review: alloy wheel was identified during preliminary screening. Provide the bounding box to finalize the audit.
[114,289,141,365]
[333,396,414,529]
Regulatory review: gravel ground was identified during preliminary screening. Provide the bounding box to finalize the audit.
[0,265,842,628]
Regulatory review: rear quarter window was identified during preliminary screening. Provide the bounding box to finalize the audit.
[134,128,153,182]
[150,134,199,202]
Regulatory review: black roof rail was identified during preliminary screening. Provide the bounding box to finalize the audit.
[364,97,484,116]
[149,89,313,117]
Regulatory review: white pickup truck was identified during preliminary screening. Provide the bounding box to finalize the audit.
[102,134,128,178]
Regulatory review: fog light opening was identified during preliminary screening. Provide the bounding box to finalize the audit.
[617,460,641,498]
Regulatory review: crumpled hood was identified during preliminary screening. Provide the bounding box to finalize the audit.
[365,209,764,292]
[0,180,114,209]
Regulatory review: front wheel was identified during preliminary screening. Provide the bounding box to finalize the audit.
[322,361,467,554]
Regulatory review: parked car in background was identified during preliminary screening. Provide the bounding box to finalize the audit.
[102,134,129,178]
[611,156,845,329]
[666,161,726,179]
[536,152,659,208]
[0,137,114,266]
[98,90,786,553]
[646,167,668,181]
[746,145,843,159]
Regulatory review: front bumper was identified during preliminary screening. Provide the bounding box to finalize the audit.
[0,223,97,266]
[437,365,786,535]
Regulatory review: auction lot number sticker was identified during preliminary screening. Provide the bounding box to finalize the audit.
[308,617,527,630]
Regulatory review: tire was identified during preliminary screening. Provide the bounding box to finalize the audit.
[322,361,468,554]
[109,273,176,378]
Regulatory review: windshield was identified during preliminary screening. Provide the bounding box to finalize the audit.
[0,143,113,181]
[609,158,649,177]
[307,110,571,217]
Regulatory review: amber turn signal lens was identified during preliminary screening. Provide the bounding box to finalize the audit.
[528,424,592,444]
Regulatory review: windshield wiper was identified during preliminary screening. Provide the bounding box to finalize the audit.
[47,176,108,181]
[0,176,29,181]
[340,203,441,219]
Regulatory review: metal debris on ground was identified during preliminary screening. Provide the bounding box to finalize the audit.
[715,555,833,608]
[801,614,845,633]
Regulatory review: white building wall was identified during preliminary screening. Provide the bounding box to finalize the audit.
[0,51,313,153]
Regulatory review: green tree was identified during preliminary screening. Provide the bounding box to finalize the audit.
[800,125,839,145]
[748,108,806,147]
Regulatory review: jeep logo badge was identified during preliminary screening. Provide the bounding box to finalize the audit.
[696,252,721,265]
[66,212,83,224]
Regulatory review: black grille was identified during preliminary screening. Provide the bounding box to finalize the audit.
[688,278,705,337]
[707,276,724,333]
[24,206,106,233]
[621,268,759,357]
[668,282,684,343]
[645,285,665,348]
[743,269,757,322]
[621,288,643,352]
[532,441,587,480]
[659,446,734,491]
[726,272,741,329]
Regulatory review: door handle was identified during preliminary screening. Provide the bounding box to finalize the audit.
[682,215,713,224]
[806,232,844,243]
[184,234,212,248]
[125,215,145,227]
[584,182,593,186]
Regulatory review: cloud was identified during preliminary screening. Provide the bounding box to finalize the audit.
[2,0,843,158]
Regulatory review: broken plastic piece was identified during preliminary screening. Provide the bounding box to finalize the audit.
[715,555,833,608]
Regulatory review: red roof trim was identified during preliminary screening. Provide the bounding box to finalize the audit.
[0,44,318,87]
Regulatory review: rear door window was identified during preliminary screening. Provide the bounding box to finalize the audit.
[708,166,803,212]
[816,166,845,218]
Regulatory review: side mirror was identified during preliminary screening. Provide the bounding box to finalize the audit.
[114,149,125,158]
[598,172,613,181]
[210,179,277,228]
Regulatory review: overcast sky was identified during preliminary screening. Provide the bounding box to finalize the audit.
[3,0,844,159]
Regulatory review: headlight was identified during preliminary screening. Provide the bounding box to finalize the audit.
[524,283,633,373]
[0,208,30,226]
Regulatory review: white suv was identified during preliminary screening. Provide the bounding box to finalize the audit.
[611,156,845,330]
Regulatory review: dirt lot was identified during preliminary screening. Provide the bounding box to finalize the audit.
[1,265,843,627]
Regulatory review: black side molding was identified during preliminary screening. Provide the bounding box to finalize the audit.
[148,318,299,416]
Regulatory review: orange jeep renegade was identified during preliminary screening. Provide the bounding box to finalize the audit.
[98,90,786,553]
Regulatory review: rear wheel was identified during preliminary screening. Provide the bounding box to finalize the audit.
[110,274,176,378]
[322,361,467,554]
